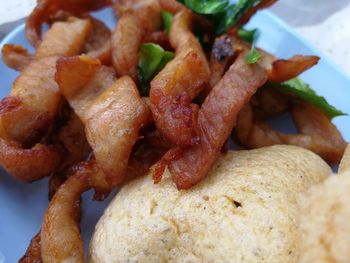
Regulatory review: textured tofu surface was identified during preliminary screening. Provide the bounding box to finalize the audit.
[89,145,330,263]
[299,146,350,263]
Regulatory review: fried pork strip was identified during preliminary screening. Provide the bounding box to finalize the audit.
[25,0,111,47]
[41,167,90,263]
[84,18,112,65]
[57,55,151,189]
[0,18,92,145]
[150,9,210,146]
[209,35,319,89]
[1,44,33,71]
[111,0,162,80]
[154,54,267,189]
[0,139,62,182]
[19,232,42,263]
[235,101,347,164]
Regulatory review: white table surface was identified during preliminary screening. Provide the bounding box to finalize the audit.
[1,0,350,76]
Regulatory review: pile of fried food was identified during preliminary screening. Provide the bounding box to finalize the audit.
[0,0,347,262]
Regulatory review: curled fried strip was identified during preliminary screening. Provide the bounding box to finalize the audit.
[41,167,90,263]
[111,13,143,80]
[35,17,92,58]
[290,102,346,163]
[0,139,62,182]
[155,54,267,189]
[19,232,42,263]
[25,0,111,47]
[267,55,320,83]
[150,10,210,146]
[57,56,151,187]
[84,18,112,65]
[209,35,237,88]
[112,0,162,80]
[1,44,33,71]
[84,76,151,186]
[0,18,92,145]
[235,101,347,164]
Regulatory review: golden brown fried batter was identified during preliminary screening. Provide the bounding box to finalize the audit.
[150,10,210,146]
[25,0,111,47]
[154,54,267,189]
[1,44,33,71]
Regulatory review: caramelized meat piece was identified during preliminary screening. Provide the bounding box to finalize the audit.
[112,0,162,80]
[156,54,267,189]
[0,138,62,182]
[25,0,111,47]
[150,10,210,146]
[57,56,151,187]
[41,168,90,263]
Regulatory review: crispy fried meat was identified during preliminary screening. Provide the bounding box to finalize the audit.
[150,10,210,146]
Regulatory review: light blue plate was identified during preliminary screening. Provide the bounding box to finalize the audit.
[0,7,349,262]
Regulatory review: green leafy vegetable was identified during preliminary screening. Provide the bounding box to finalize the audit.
[178,0,262,35]
[238,27,258,44]
[138,43,174,96]
[266,78,346,119]
[216,0,260,34]
[161,11,173,33]
[183,0,229,14]
[280,78,346,119]
[245,46,262,64]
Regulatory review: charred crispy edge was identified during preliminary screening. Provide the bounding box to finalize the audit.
[25,0,112,47]
[151,89,200,146]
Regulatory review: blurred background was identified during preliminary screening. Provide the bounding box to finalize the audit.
[0,0,350,75]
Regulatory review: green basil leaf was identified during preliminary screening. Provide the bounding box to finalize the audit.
[138,43,174,96]
[279,78,347,119]
[216,0,261,34]
[184,0,229,14]
[161,11,173,33]
[156,51,175,73]
[245,46,262,64]
[238,27,258,44]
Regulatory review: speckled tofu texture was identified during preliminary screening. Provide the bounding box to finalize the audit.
[299,147,350,263]
[89,145,330,263]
